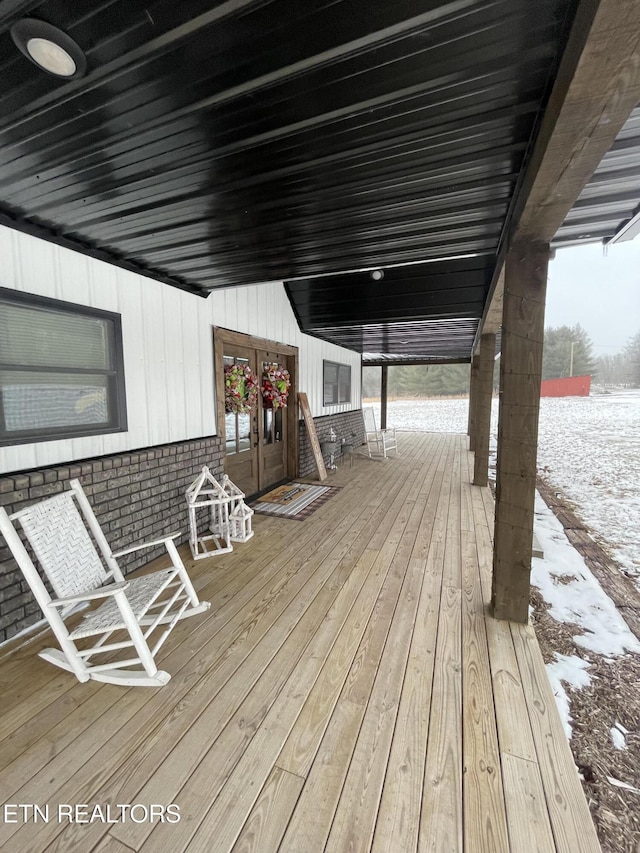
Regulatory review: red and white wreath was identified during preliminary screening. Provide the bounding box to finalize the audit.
[224,363,259,414]
[262,363,291,409]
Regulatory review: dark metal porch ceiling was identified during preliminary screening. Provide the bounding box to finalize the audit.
[1,0,637,363]
[285,255,493,358]
[554,105,640,249]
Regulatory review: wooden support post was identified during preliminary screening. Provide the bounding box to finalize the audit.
[467,356,479,451]
[492,240,549,623]
[473,333,495,487]
[380,365,388,430]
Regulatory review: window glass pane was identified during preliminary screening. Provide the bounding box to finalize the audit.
[238,413,251,452]
[338,365,351,403]
[0,302,110,369]
[323,361,337,404]
[0,371,109,431]
[225,413,237,455]
[324,383,336,404]
[324,360,350,405]
[324,362,338,383]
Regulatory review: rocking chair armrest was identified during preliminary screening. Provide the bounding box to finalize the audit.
[112,532,181,558]
[49,581,130,608]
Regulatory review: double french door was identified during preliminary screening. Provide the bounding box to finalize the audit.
[214,329,297,498]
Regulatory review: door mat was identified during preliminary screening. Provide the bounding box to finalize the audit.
[252,482,341,520]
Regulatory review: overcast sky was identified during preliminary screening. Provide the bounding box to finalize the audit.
[546,241,640,356]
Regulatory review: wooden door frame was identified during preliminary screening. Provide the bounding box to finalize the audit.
[213,326,299,484]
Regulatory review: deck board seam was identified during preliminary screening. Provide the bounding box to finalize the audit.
[304,436,450,852]
[270,435,448,852]
[329,434,452,852]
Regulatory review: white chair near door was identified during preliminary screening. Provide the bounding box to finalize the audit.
[0,479,210,687]
[363,407,399,458]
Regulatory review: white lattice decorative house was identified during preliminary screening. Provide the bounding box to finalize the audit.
[185,467,233,559]
[221,474,254,543]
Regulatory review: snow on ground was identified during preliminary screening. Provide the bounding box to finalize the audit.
[610,723,628,751]
[366,397,470,435]
[531,491,640,658]
[532,492,640,737]
[366,391,640,736]
[545,654,592,740]
[535,391,640,583]
[368,390,640,582]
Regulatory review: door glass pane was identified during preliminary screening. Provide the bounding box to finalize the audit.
[263,407,273,445]
[275,407,283,443]
[224,354,252,455]
[225,413,237,455]
[238,413,251,452]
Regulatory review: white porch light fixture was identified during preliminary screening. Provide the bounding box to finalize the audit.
[11,19,86,78]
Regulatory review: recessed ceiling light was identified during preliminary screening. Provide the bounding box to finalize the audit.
[11,18,86,78]
[26,37,76,76]
[370,269,384,281]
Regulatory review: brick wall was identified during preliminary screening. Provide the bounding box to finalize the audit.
[298,409,365,478]
[0,436,223,644]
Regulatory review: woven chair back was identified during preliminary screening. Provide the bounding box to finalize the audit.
[17,493,109,599]
[363,407,378,432]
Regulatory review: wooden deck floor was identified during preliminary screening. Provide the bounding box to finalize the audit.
[0,433,601,853]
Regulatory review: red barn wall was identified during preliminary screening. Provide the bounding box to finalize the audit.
[540,375,591,397]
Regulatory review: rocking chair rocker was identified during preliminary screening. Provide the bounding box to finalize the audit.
[0,479,210,687]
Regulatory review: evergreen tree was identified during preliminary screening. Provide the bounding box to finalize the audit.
[424,366,447,397]
[362,363,471,398]
[542,324,595,379]
[398,366,425,396]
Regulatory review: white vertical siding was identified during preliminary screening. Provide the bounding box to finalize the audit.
[0,226,361,473]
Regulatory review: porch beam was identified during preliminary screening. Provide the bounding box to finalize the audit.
[472,333,496,487]
[477,266,504,344]
[380,365,389,430]
[492,240,549,623]
[467,356,480,452]
[364,357,469,367]
[475,0,640,351]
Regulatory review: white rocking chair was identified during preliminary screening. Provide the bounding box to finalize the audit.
[0,479,210,687]
[363,407,399,458]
